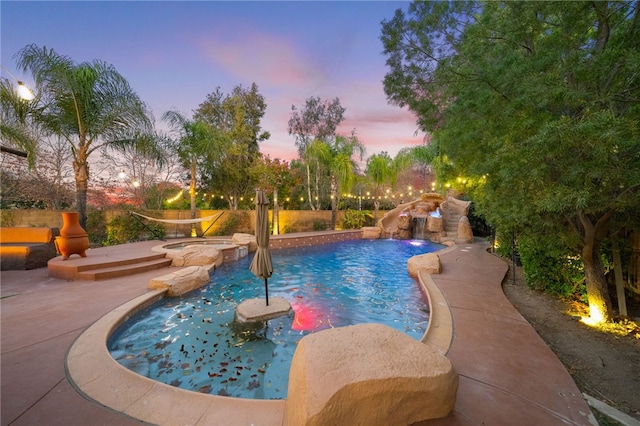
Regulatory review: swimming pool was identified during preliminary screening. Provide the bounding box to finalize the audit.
[108,239,443,399]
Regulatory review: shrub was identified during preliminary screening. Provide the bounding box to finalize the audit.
[0,210,15,227]
[213,211,242,236]
[282,221,299,234]
[517,232,584,297]
[313,220,328,231]
[343,209,373,229]
[103,212,165,246]
[86,210,107,245]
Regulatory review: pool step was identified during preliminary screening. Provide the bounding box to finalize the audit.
[76,257,173,281]
[48,249,173,281]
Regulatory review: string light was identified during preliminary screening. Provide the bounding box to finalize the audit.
[166,190,183,203]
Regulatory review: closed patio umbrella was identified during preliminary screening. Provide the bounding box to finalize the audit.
[250,189,273,306]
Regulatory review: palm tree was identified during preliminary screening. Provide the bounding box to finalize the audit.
[303,140,330,211]
[162,110,225,234]
[366,152,394,221]
[323,134,366,229]
[0,77,38,165]
[14,44,156,228]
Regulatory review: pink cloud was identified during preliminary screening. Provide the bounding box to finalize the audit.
[198,30,322,88]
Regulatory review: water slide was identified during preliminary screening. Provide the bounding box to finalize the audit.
[377,193,449,237]
[377,200,417,237]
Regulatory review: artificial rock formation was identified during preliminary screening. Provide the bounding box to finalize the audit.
[232,233,258,252]
[457,216,474,243]
[407,253,442,278]
[166,245,223,268]
[148,266,210,296]
[361,226,381,239]
[396,213,413,240]
[285,323,458,426]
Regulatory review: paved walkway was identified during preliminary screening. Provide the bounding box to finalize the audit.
[0,238,596,425]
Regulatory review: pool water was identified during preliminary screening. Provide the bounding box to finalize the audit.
[108,239,442,399]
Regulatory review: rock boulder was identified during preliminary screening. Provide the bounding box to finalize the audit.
[148,266,210,297]
[167,245,223,268]
[232,233,257,252]
[361,226,381,239]
[407,252,442,278]
[457,216,474,243]
[284,323,458,426]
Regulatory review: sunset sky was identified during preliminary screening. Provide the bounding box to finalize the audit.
[1,1,425,163]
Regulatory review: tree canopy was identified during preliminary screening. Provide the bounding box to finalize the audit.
[11,44,158,227]
[382,1,640,322]
[195,83,269,209]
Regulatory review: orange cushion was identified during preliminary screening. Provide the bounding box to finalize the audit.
[0,228,52,244]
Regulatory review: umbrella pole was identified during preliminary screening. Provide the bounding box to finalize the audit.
[264,278,269,306]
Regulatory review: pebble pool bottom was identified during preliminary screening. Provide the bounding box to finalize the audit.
[108,239,442,399]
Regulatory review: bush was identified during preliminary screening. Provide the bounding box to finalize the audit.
[343,209,373,229]
[103,212,166,246]
[86,211,107,245]
[313,220,328,231]
[282,221,299,234]
[213,211,242,236]
[0,210,15,226]
[517,232,584,297]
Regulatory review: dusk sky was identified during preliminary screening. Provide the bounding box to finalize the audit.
[1,1,425,163]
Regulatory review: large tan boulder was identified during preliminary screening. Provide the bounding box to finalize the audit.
[232,233,257,252]
[166,245,223,268]
[284,324,458,426]
[148,266,210,297]
[397,213,412,231]
[427,215,443,232]
[167,244,224,268]
[361,226,381,239]
[407,253,442,278]
[457,216,474,243]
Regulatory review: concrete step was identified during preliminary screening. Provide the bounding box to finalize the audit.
[74,253,168,272]
[76,258,173,281]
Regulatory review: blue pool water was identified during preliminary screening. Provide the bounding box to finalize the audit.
[108,239,442,399]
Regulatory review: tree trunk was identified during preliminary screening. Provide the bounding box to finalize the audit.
[305,163,315,210]
[581,227,614,323]
[73,157,89,230]
[611,232,627,317]
[189,161,197,237]
[272,187,279,235]
[189,161,197,220]
[314,159,321,210]
[330,175,337,230]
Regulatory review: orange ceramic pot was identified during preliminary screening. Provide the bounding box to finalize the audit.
[55,212,89,260]
[59,212,87,237]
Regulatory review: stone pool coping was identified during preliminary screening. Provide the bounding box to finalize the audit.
[65,242,454,425]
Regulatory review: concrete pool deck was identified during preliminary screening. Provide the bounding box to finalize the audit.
[0,235,596,425]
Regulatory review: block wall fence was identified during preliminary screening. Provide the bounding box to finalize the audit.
[0,209,387,237]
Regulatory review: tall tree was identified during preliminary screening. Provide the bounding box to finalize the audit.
[288,96,346,209]
[327,133,366,229]
[195,84,269,209]
[162,110,224,228]
[251,156,298,234]
[366,152,394,220]
[382,1,640,323]
[13,44,158,228]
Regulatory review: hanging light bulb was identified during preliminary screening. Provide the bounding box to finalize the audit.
[17,82,35,101]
